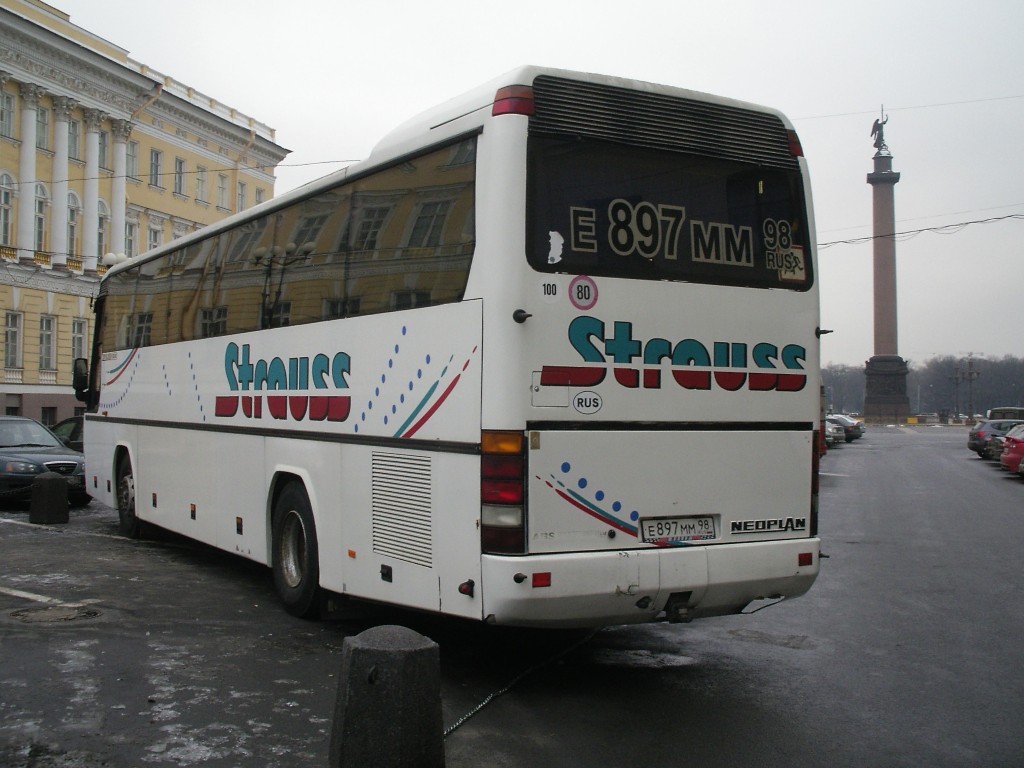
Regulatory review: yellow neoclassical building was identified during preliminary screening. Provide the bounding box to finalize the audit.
[0,0,289,425]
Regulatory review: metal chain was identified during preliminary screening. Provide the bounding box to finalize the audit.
[443,628,597,738]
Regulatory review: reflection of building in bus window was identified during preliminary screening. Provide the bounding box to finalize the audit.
[127,312,153,347]
[97,137,478,346]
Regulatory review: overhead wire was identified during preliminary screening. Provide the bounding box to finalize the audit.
[794,93,1024,121]
[817,213,1024,249]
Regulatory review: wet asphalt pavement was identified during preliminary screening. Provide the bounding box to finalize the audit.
[2,426,1024,767]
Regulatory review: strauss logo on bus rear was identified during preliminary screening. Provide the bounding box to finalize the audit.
[540,316,807,392]
[215,342,352,422]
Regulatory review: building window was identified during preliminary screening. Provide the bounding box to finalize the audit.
[255,188,265,205]
[217,174,228,209]
[0,174,12,246]
[72,318,88,360]
[149,149,163,187]
[200,307,228,338]
[127,312,153,347]
[40,406,57,428]
[98,130,109,169]
[125,222,138,258]
[148,223,162,252]
[39,315,56,371]
[97,200,109,257]
[36,106,49,150]
[174,157,186,195]
[325,297,360,319]
[0,92,14,138]
[408,200,451,248]
[195,166,208,202]
[354,207,389,250]
[34,184,47,252]
[4,312,22,369]
[68,119,81,160]
[237,181,246,212]
[225,219,267,263]
[393,290,431,311]
[294,214,329,249]
[126,140,139,179]
[268,302,291,329]
[67,192,81,257]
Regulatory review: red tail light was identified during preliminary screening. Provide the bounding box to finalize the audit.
[481,431,526,554]
[787,129,804,157]
[481,454,524,504]
[492,85,534,116]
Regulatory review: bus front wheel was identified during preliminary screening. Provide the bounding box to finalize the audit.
[116,455,141,539]
[271,483,322,619]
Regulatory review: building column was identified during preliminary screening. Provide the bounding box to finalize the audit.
[50,96,77,271]
[110,119,132,259]
[17,83,45,264]
[82,108,106,274]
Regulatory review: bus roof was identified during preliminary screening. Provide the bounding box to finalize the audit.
[101,65,796,281]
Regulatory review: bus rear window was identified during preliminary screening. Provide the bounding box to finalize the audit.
[526,135,812,290]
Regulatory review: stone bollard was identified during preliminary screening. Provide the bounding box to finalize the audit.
[329,625,445,768]
[29,472,69,525]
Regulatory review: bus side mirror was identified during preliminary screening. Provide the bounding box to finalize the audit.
[73,357,90,403]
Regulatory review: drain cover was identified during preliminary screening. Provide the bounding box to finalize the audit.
[10,605,101,623]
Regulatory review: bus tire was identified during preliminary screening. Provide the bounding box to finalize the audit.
[116,455,141,539]
[272,483,322,619]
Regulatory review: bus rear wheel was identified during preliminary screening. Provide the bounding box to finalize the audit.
[116,455,141,539]
[272,483,322,619]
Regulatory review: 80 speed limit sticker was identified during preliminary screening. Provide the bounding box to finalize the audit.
[568,275,598,311]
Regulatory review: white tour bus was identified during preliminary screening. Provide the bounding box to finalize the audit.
[75,66,822,627]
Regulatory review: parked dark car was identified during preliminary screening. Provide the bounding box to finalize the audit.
[967,419,1024,458]
[827,414,863,442]
[0,416,89,506]
[50,415,84,453]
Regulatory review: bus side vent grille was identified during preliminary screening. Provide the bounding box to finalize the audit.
[371,452,433,568]
[530,75,798,170]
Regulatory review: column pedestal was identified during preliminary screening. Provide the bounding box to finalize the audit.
[864,354,910,423]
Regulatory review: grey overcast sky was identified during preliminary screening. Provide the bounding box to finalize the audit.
[51,0,1024,367]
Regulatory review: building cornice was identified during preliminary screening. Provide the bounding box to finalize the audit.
[1,262,101,297]
[0,14,149,117]
[0,8,289,169]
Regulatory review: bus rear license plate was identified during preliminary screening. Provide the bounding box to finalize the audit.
[639,516,716,543]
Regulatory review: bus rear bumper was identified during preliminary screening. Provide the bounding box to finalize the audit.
[480,538,819,628]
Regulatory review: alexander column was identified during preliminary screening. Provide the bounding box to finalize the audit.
[863,112,910,422]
